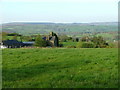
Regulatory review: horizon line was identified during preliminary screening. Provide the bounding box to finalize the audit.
[1,21,118,24]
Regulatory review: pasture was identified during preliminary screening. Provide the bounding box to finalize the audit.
[2,48,118,88]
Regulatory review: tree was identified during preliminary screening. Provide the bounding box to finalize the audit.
[20,35,23,42]
[58,34,69,42]
[81,36,90,42]
[7,33,19,36]
[34,35,47,47]
[91,36,109,48]
[76,38,79,42]
[68,37,72,41]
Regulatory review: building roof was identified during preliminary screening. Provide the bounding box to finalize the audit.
[3,40,23,45]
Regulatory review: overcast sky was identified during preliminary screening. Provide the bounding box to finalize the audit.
[1,0,119,23]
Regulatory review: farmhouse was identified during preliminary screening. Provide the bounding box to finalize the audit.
[2,40,24,48]
[1,32,59,48]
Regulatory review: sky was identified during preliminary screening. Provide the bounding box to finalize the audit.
[0,0,119,23]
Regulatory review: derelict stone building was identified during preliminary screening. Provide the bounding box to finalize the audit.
[44,32,59,47]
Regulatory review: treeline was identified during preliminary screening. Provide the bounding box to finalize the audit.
[1,32,118,48]
[77,36,109,48]
[58,34,118,48]
[1,32,36,41]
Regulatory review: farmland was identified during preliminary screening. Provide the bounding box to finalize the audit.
[2,48,118,88]
[1,22,118,44]
[2,22,118,36]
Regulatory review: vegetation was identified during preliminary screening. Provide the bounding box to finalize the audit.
[2,48,118,88]
[77,42,95,48]
[34,35,47,47]
[2,23,118,36]
[1,22,118,43]
[78,36,109,48]
[1,31,117,48]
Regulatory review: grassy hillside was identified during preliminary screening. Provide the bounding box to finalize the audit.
[2,48,118,88]
[2,23,118,36]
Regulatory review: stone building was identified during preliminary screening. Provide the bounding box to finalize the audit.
[1,32,59,48]
[45,32,59,47]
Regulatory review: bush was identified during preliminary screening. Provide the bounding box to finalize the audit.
[76,41,83,48]
[59,44,63,47]
[108,42,118,48]
[34,35,47,47]
[77,42,95,48]
[78,36,110,48]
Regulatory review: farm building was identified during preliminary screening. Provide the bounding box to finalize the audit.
[1,40,24,48]
[1,40,34,48]
[1,32,59,48]
[44,32,59,47]
[0,44,7,49]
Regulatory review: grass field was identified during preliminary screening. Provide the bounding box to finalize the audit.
[61,42,78,47]
[2,48,118,88]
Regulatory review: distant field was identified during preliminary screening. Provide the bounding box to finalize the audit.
[2,48,118,88]
[2,23,118,35]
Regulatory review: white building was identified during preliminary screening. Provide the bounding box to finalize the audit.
[0,45,7,49]
[0,42,7,49]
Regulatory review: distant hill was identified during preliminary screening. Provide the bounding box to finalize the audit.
[89,22,117,25]
[2,22,118,35]
[2,22,118,25]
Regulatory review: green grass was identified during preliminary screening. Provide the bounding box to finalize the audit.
[2,48,118,88]
[61,41,78,47]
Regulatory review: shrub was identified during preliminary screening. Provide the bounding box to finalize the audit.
[77,42,95,48]
[59,44,63,47]
[108,42,118,48]
[34,35,47,47]
[76,41,83,48]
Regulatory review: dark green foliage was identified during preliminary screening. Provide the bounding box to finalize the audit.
[76,38,79,42]
[78,36,109,48]
[34,35,47,47]
[91,36,109,48]
[7,33,20,36]
[67,37,73,41]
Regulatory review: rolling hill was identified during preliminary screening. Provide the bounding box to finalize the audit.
[2,22,118,36]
